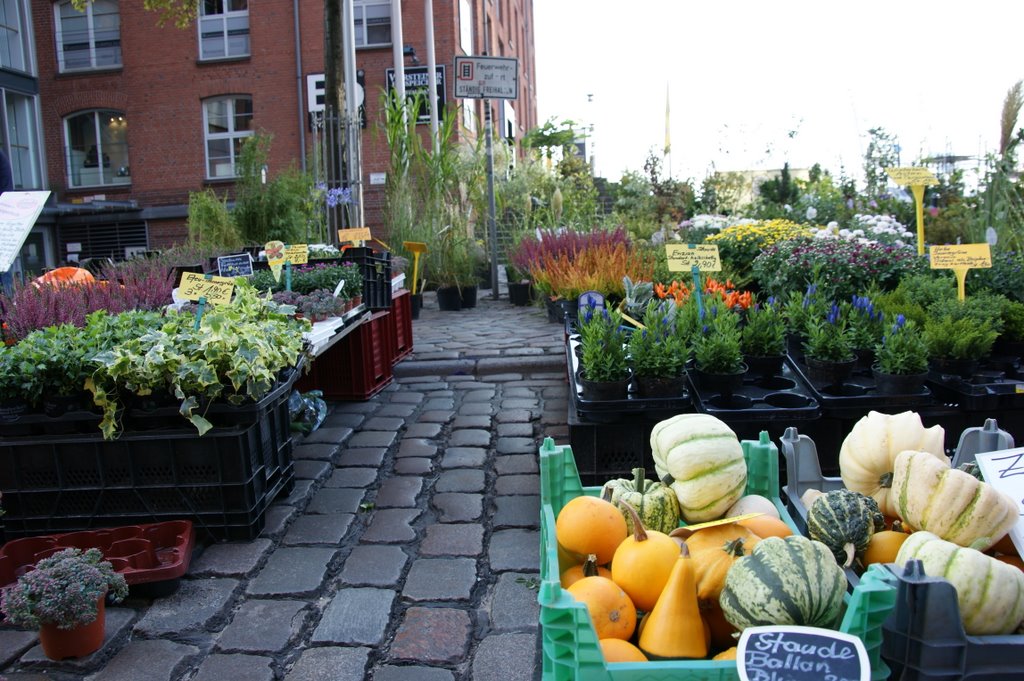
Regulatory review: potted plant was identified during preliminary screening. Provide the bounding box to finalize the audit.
[923,315,999,379]
[0,548,129,660]
[690,303,745,397]
[628,299,688,397]
[844,294,885,370]
[577,299,631,400]
[740,295,787,376]
[428,230,475,312]
[873,315,929,393]
[803,303,856,386]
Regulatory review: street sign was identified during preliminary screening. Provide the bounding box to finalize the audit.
[454,56,519,100]
[386,65,446,124]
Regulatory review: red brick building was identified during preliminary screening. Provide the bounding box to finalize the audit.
[9,0,536,274]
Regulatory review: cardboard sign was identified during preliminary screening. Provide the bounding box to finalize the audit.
[738,626,870,681]
[0,191,51,271]
[929,243,992,270]
[973,447,1024,558]
[338,227,372,243]
[666,244,721,272]
[885,167,939,186]
[216,253,254,277]
[284,243,309,265]
[178,272,235,305]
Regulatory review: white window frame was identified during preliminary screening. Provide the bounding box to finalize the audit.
[198,0,249,61]
[0,0,33,74]
[5,91,42,189]
[354,0,391,48]
[203,95,253,180]
[63,109,130,188]
[53,0,121,72]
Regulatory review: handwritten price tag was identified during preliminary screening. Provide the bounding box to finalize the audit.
[178,272,235,305]
[338,227,372,243]
[666,244,721,272]
[284,244,309,265]
[929,243,992,270]
[885,167,939,186]
[738,626,869,681]
[974,447,1024,558]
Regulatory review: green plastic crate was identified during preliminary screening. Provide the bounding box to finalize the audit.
[538,433,898,681]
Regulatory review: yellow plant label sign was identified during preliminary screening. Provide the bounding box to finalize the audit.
[284,243,308,265]
[403,241,428,253]
[179,272,235,305]
[666,244,721,272]
[673,512,764,536]
[929,243,992,270]
[338,227,372,243]
[885,167,938,186]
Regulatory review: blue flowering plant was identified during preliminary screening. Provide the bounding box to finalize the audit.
[691,301,744,374]
[628,300,688,378]
[577,299,631,383]
[803,303,855,363]
[740,295,787,357]
[1,548,128,630]
[843,294,886,352]
[781,283,827,339]
[874,315,928,375]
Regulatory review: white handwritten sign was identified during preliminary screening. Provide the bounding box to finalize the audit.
[0,191,51,271]
[974,447,1024,557]
[737,626,869,681]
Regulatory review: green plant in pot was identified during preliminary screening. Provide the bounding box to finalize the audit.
[843,294,885,367]
[0,548,128,660]
[628,299,688,397]
[690,302,745,397]
[740,295,786,376]
[803,303,856,385]
[428,228,475,311]
[577,299,631,400]
[923,316,998,378]
[873,315,929,393]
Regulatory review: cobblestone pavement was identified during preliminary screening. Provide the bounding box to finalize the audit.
[0,289,569,681]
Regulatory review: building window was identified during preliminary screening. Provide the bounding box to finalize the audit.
[54,0,120,72]
[354,1,390,47]
[459,0,473,55]
[64,109,130,188]
[0,0,32,73]
[199,0,249,60]
[6,92,41,188]
[203,95,252,179]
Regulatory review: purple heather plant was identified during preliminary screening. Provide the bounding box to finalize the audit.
[0,548,128,630]
[508,226,631,279]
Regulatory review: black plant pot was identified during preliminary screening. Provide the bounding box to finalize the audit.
[508,282,532,306]
[409,293,422,320]
[692,365,747,399]
[635,374,687,398]
[579,370,632,401]
[460,284,478,309]
[805,356,857,386]
[436,286,463,311]
[929,357,979,379]
[872,367,928,394]
[743,354,785,378]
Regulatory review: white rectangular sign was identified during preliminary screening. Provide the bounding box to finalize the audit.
[975,447,1024,558]
[0,191,51,272]
[454,56,519,100]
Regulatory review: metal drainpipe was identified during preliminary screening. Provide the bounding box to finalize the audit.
[293,0,307,172]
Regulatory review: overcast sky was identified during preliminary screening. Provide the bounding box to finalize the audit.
[533,1,1024,187]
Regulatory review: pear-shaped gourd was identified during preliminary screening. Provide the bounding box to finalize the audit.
[638,542,708,660]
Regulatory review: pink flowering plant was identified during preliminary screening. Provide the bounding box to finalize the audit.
[1,548,128,630]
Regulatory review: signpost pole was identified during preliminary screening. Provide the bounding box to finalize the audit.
[485,100,499,300]
[912,184,926,256]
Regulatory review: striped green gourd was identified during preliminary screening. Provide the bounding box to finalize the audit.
[807,488,885,567]
[720,535,846,630]
[600,468,680,535]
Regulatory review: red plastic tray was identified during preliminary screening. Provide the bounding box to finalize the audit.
[0,520,195,587]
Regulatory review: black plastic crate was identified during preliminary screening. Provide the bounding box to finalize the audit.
[567,410,656,486]
[345,247,392,310]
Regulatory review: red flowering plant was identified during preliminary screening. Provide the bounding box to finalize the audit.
[1,548,128,630]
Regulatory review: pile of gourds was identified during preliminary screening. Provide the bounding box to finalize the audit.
[802,409,1024,636]
[555,413,847,662]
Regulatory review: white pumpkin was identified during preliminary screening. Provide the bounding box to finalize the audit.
[838,410,946,518]
[896,531,1024,635]
[725,494,780,520]
[649,413,746,523]
[890,449,1018,551]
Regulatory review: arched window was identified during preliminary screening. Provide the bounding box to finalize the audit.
[203,95,252,179]
[53,0,121,72]
[64,109,129,188]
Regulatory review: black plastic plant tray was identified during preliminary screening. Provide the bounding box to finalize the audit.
[566,337,693,423]
[926,366,1024,412]
[787,356,937,414]
[688,361,820,422]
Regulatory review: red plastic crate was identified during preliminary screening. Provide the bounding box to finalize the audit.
[389,290,414,364]
[296,311,394,400]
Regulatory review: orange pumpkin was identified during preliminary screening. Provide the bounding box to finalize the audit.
[567,576,637,640]
[610,503,680,611]
[737,515,793,539]
[560,554,612,589]
[713,647,738,661]
[556,495,628,565]
[701,601,739,651]
[680,525,761,602]
[861,529,911,567]
[600,638,648,662]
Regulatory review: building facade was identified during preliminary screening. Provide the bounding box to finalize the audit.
[15,0,536,274]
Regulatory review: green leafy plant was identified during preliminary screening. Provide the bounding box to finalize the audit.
[0,548,128,630]
[923,316,999,361]
[628,300,687,378]
[1001,300,1024,342]
[843,295,886,352]
[781,284,827,339]
[578,300,630,382]
[187,188,242,250]
[804,304,855,362]
[741,296,787,357]
[874,316,928,375]
[691,303,743,374]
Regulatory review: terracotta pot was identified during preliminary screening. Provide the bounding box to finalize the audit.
[39,595,106,660]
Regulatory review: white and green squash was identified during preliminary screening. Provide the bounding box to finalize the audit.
[719,535,847,631]
[896,531,1024,635]
[649,413,746,523]
[890,449,1018,551]
[838,410,946,518]
[807,489,885,567]
[601,468,681,535]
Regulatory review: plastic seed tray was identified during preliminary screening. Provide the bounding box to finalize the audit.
[926,362,1024,413]
[787,357,936,416]
[0,520,195,587]
[688,359,820,423]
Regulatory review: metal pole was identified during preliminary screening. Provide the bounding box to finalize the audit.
[424,0,439,147]
[342,0,364,227]
[292,0,306,173]
[391,0,406,106]
[485,99,499,299]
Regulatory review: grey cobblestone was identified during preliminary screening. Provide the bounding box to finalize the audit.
[420,523,484,556]
[247,547,337,596]
[83,639,198,681]
[283,513,354,545]
[312,588,396,645]
[440,447,486,468]
[324,467,378,488]
[393,457,433,475]
[448,429,491,447]
[336,447,387,467]
[134,578,238,635]
[362,508,422,543]
[284,647,371,681]
[432,493,483,522]
[435,469,486,493]
[217,599,308,652]
[340,545,409,586]
[402,558,478,601]
[192,540,273,577]
[402,422,442,438]
[374,476,423,507]
[192,654,275,681]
